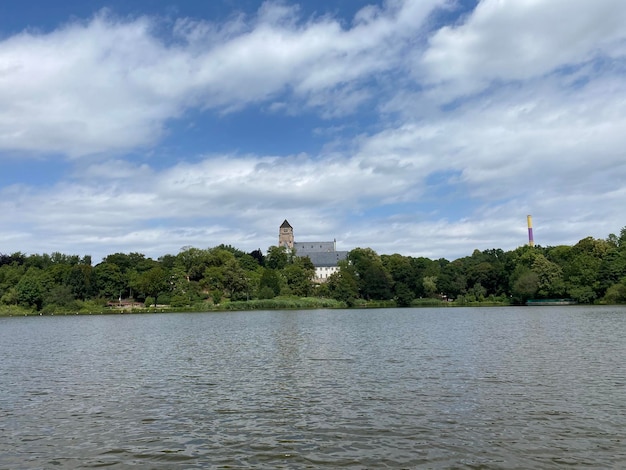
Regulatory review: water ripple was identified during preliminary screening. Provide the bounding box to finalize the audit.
[1,306,626,468]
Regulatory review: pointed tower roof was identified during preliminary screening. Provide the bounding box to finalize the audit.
[280,219,292,228]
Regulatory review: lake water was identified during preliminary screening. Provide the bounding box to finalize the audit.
[1,306,625,469]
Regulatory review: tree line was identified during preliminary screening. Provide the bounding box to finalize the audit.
[1,227,626,313]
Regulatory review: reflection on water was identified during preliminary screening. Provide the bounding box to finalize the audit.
[1,306,626,468]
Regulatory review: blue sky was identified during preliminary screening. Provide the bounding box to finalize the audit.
[1,0,625,263]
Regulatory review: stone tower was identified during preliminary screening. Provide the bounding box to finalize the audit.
[279,219,294,248]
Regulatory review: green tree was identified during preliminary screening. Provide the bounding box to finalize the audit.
[223,259,249,300]
[259,268,281,298]
[327,267,359,306]
[135,266,169,307]
[43,285,77,311]
[412,257,441,297]
[463,249,507,296]
[203,266,225,293]
[197,247,257,301]
[361,263,393,300]
[347,247,379,274]
[568,285,597,304]
[394,282,415,307]
[0,263,26,303]
[562,237,606,302]
[103,252,146,272]
[531,254,565,298]
[1,287,18,306]
[598,249,626,296]
[382,253,421,301]
[607,226,626,250]
[546,245,573,266]
[511,269,539,304]
[266,246,290,270]
[237,253,262,272]
[176,247,211,282]
[382,254,415,286]
[248,249,265,267]
[16,269,47,310]
[283,262,315,297]
[46,263,72,286]
[169,265,196,307]
[158,254,177,270]
[422,276,438,298]
[347,248,393,300]
[603,280,626,303]
[0,252,26,267]
[65,264,94,301]
[437,261,467,299]
[93,262,124,299]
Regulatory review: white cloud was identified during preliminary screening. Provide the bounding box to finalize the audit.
[0,1,444,157]
[0,14,181,156]
[4,73,626,261]
[421,0,626,98]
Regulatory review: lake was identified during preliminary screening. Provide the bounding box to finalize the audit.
[1,306,625,469]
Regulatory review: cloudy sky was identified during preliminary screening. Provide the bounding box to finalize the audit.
[1,0,625,263]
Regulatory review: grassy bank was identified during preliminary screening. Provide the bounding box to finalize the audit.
[0,295,517,317]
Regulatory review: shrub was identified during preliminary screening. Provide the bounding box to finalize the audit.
[258,286,276,299]
[170,294,190,307]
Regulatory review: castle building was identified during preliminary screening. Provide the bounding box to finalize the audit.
[278,219,348,281]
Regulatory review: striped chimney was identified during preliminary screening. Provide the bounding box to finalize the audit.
[527,215,534,247]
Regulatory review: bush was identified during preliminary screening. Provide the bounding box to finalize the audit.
[170,294,190,307]
[258,286,276,299]
[0,304,34,316]
[603,282,626,304]
[77,299,108,313]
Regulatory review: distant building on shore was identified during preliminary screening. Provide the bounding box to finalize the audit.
[278,219,348,281]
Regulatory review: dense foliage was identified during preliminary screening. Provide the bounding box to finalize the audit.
[2,228,626,314]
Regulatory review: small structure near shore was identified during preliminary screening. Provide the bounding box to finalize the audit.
[106,300,144,310]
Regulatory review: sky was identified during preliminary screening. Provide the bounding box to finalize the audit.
[1,0,625,263]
